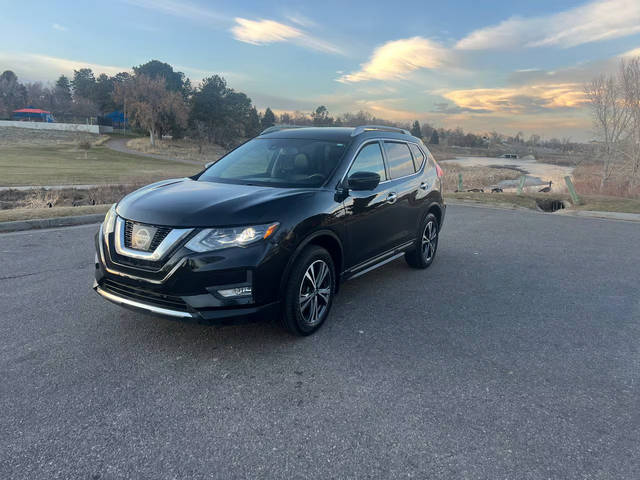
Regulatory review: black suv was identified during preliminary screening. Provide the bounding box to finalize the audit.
[94,125,445,335]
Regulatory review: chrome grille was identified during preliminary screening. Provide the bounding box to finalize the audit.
[124,220,172,251]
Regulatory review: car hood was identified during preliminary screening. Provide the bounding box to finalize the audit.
[116,178,317,227]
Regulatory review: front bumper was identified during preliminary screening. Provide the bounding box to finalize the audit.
[94,281,280,324]
[94,225,286,325]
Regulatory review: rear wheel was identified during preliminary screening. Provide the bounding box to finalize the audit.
[405,213,439,269]
[282,245,335,336]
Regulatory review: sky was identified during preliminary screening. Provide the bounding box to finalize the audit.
[2,0,640,140]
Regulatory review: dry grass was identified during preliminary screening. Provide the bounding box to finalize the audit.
[127,137,228,163]
[0,185,144,210]
[448,191,640,214]
[0,204,110,222]
[440,164,521,192]
[0,126,109,147]
[21,190,61,209]
[573,163,640,198]
[448,192,540,209]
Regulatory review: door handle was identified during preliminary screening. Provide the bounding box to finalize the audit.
[420,182,429,190]
[387,192,397,204]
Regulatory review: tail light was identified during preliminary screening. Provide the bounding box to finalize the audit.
[434,161,443,178]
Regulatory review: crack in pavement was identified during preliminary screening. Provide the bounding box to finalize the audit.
[0,264,90,281]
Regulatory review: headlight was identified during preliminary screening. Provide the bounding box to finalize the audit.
[185,223,279,252]
[103,204,117,237]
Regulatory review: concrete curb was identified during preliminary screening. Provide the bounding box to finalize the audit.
[0,214,104,233]
[555,209,640,222]
[446,199,533,212]
[447,200,640,222]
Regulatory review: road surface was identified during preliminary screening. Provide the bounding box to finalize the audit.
[1,205,639,479]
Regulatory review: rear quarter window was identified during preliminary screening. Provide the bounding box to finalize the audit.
[408,144,425,171]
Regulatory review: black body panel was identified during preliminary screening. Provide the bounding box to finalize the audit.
[94,127,445,324]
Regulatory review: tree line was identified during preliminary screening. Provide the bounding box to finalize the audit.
[1,58,554,151]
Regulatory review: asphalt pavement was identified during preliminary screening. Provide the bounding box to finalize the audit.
[1,204,639,479]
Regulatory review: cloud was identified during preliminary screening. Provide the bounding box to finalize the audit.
[432,102,492,114]
[622,47,640,58]
[337,37,448,83]
[505,46,640,86]
[123,1,340,55]
[231,18,302,45]
[0,52,127,82]
[121,0,228,24]
[231,18,342,54]
[285,13,316,28]
[440,84,588,114]
[456,0,640,50]
[52,24,67,32]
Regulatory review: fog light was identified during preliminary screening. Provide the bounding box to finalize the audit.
[217,286,252,298]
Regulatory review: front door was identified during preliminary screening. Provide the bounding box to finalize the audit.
[342,141,400,267]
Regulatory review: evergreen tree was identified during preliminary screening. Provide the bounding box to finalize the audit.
[54,75,72,102]
[410,120,422,138]
[71,68,96,99]
[261,107,276,129]
[246,106,261,137]
[429,129,439,145]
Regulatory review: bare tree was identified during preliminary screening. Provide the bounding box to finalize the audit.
[114,75,187,146]
[620,58,640,194]
[585,73,631,189]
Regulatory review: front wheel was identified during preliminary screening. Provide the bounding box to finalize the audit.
[405,213,439,269]
[282,245,336,336]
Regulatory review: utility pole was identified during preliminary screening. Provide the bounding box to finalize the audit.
[123,95,127,136]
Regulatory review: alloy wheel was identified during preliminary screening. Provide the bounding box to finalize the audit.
[298,259,332,326]
[422,220,438,262]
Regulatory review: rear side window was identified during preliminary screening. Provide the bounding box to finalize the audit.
[349,142,387,181]
[384,142,415,178]
[408,144,425,171]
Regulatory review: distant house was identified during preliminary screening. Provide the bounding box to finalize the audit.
[103,110,128,129]
[12,107,55,123]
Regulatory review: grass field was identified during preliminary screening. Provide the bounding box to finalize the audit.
[126,137,228,163]
[0,144,200,186]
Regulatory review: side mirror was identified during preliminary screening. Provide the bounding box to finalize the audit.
[348,171,381,191]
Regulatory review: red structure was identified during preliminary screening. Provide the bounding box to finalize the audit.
[12,107,55,122]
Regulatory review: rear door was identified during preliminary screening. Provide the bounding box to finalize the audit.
[381,141,422,245]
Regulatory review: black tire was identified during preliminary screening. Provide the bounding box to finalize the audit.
[282,245,336,336]
[405,212,439,269]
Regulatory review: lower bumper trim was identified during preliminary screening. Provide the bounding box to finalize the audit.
[95,286,195,319]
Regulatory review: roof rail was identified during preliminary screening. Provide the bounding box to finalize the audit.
[350,125,410,137]
[259,125,307,135]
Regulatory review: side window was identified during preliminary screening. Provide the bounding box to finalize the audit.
[384,142,415,178]
[408,144,425,171]
[348,142,387,181]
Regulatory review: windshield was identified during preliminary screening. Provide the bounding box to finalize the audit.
[198,138,348,188]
